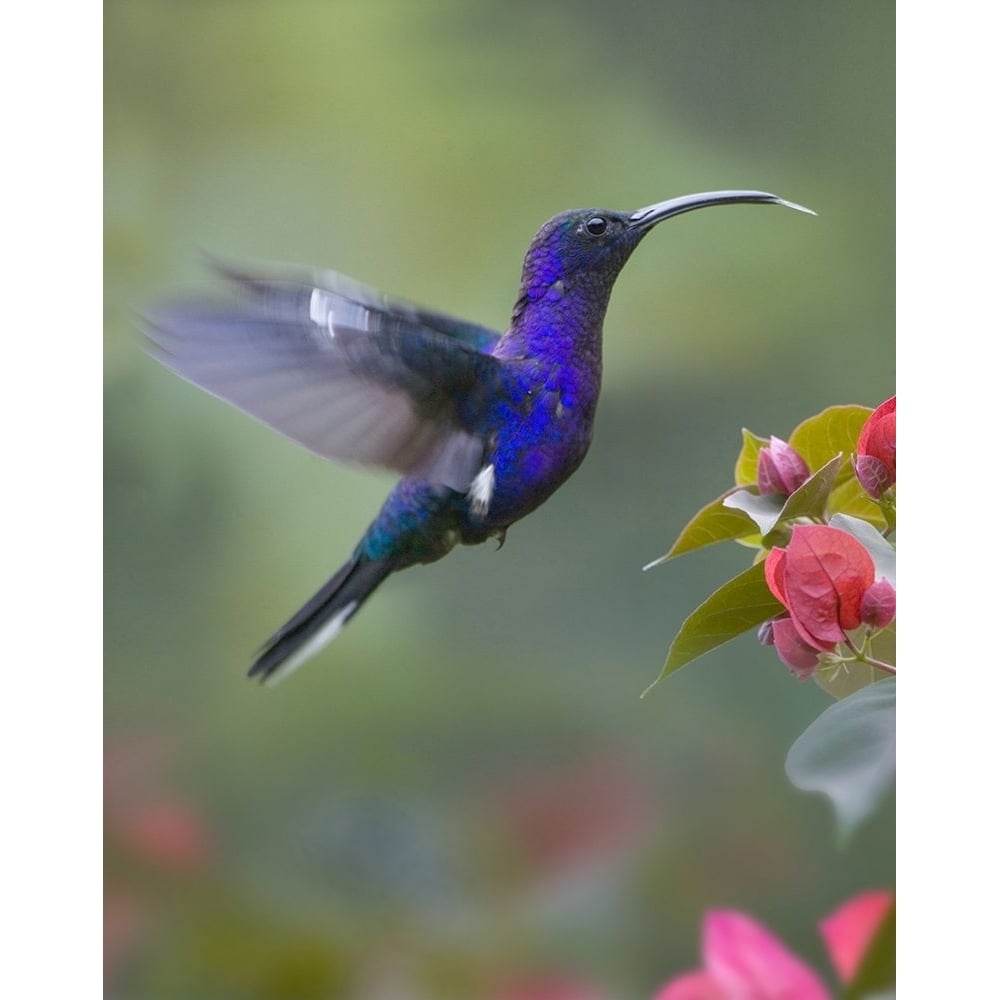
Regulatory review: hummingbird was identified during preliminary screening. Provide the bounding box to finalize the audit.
[147,190,812,684]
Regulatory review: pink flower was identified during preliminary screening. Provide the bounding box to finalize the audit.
[854,397,896,498]
[757,437,810,496]
[769,615,826,679]
[653,892,894,999]
[654,910,827,999]
[765,525,875,648]
[819,891,894,983]
[762,526,893,677]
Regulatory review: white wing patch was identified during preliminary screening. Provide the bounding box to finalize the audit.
[467,463,496,517]
[308,287,371,339]
[308,287,339,338]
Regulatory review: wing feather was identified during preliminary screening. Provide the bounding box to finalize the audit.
[144,263,506,491]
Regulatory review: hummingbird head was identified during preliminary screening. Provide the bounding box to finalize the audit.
[515,190,814,313]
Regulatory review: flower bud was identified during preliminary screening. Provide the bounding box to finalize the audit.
[860,578,896,628]
[757,436,810,496]
[757,619,776,646]
[852,454,891,500]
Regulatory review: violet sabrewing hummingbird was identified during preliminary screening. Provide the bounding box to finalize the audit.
[147,190,813,684]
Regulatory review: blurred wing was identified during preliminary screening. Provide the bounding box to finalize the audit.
[144,263,506,491]
[214,259,503,353]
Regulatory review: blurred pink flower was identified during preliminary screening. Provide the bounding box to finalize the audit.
[105,734,213,870]
[105,737,216,988]
[495,755,649,875]
[653,971,725,999]
[655,910,827,1000]
[654,892,894,999]
[819,891,894,984]
[117,798,212,870]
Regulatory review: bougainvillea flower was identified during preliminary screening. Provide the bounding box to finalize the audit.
[757,436,811,496]
[857,396,896,470]
[819,890,894,984]
[853,454,891,500]
[765,525,875,648]
[653,892,894,999]
[769,615,824,678]
[854,396,896,498]
[652,971,724,999]
[860,578,896,629]
[654,910,828,999]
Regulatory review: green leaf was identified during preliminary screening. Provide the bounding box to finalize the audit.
[788,406,887,527]
[845,902,896,1000]
[722,454,842,538]
[644,489,761,568]
[643,562,784,696]
[734,429,770,486]
[734,409,886,528]
[722,489,785,536]
[869,622,896,669]
[829,513,896,586]
[828,476,887,530]
[813,660,880,700]
[788,404,873,484]
[785,678,895,842]
[774,454,841,524]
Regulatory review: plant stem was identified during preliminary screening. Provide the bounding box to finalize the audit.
[843,634,896,675]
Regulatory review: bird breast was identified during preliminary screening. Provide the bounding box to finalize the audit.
[477,377,596,528]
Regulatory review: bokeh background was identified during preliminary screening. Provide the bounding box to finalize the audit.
[105,2,894,997]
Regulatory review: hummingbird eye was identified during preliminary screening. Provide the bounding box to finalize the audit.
[585,216,608,236]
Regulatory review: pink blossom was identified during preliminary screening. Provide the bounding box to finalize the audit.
[765,525,875,648]
[819,891,894,983]
[653,892,894,998]
[654,910,828,999]
[854,397,895,498]
[769,615,824,679]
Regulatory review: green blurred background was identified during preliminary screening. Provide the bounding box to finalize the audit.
[105,2,894,996]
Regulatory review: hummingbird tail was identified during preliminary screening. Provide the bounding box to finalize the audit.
[247,555,393,686]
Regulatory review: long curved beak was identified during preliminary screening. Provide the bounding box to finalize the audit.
[628,190,815,230]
